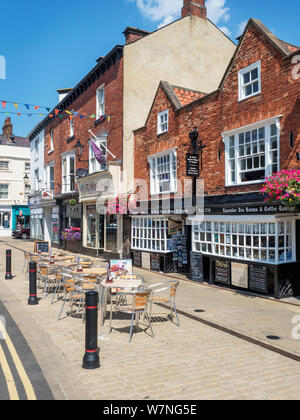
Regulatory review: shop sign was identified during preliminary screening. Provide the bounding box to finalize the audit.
[79,182,97,197]
[204,204,295,215]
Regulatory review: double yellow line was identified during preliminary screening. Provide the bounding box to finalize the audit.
[0,321,36,400]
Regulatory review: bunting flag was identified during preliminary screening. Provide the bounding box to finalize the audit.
[0,98,114,121]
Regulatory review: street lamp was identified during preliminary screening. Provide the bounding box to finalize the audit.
[23,174,30,185]
[74,139,89,163]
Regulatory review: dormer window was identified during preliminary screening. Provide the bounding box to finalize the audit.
[157,109,169,135]
[238,61,261,101]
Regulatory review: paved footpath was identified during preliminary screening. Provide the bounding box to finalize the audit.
[0,238,299,400]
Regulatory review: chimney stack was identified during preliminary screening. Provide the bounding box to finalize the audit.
[181,0,207,19]
[123,27,150,44]
[2,117,13,142]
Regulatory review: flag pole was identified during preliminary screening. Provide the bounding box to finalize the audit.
[88,130,116,159]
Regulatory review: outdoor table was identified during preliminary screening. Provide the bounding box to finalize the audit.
[99,277,143,326]
[71,267,107,276]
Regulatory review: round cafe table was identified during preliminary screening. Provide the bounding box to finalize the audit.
[71,267,107,276]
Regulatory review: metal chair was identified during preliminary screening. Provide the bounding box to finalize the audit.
[37,263,57,297]
[147,281,180,326]
[22,251,30,272]
[110,289,154,343]
[57,274,97,322]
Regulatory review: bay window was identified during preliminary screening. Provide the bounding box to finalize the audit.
[224,117,280,186]
[192,216,295,265]
[148,148,177,195]
[131,217,172,253]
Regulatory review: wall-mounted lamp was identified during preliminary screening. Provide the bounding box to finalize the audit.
[74,139,88,162]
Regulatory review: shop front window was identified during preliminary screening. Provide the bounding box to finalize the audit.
[193,218,295,265]
[131,217,172,253]
[87,206,97,248]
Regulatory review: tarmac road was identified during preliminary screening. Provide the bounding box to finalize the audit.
[0,299,53,400]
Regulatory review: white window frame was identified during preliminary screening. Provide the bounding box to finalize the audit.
[45,162,55,193]
[0,184,9,200]
[89,135,107,174]
[148,148,177,195]
[48,129,54,153]
[34,138,39,161]
[238,61,261,101]
[157,109,169,135]
[131,216,172,253]
[34,169,40,192]
[192,215,296,265]
[61,152,76,194]
[70,117,74,137]
[223,116,281,187]
[24,162,30,172]
[96,85,105,119]
[0,161,9,170]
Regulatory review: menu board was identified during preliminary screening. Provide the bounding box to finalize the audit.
[132,251,142,267]
[142,252,151,270]
[172,233,188,273]
[34,241,49,254]
[215,260,231,285]
[231,262,248,289]
[190,252,203,282]
[150,254,161,272]
[249,265,268,293]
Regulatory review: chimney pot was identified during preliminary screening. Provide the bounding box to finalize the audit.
[123,27,150,44]
[182,0,207,19]
[2,117,13,142]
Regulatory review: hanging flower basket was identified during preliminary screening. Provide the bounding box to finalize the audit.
[260,169,300,212]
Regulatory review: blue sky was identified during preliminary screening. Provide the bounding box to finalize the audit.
[0,0,299,137]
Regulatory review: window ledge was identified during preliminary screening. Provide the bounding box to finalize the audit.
[94,117,105,127]
[66,135,75,143]
[238,92,261,103]
[157,130,168,137]
[225,180,265,187]
[48,149,54,155]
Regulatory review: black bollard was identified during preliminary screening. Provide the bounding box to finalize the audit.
[5,250,12,279]
[28,262,38,305]
[82,290,100,369]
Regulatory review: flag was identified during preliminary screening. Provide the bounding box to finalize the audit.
[55,109,59,115]
[1,101,7,109]
[13,103,18,109]
[25,104,30,110]
[91,139,105,165]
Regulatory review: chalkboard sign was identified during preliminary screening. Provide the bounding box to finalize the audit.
[190,252,203,282]
[34,241,49,253]
[249,265,268,293]
[215,260,231,285]
[151,254,161,272]
[132,251,142,267]
[186,154,200,177]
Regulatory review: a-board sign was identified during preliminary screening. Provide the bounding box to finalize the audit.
[150,254,161,272]
[215,260,231,285]
[186,154,200,177]
[190,252,203,282]
[34,241,49,254]
[249,265,268,293]
[132,251,142,267]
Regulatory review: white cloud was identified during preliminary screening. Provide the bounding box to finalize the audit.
[128,0,232,35]
[237,20,248,37]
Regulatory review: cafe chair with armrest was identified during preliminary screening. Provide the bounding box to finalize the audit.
[147,281,180,327]
[110,289,154,343]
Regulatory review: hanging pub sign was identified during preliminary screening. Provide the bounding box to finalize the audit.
[186,153,200,177]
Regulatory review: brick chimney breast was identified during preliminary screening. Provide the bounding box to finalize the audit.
[182,0,207,19]
[123,27,150,44]
[2,117,13,142]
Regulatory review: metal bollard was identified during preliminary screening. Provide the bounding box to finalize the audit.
[82,290,100,369]
[28,262,38,305]
[5,250,12,279]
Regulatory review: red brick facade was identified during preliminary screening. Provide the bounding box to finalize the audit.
[134,21,300,197]
[43,53,124,196]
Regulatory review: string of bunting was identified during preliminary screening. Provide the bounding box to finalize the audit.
[0,100,112,122]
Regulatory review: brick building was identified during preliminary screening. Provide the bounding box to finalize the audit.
[133,18,300,298]
[28,0,236,258]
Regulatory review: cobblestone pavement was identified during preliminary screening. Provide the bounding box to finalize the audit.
[0,238,299,400]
